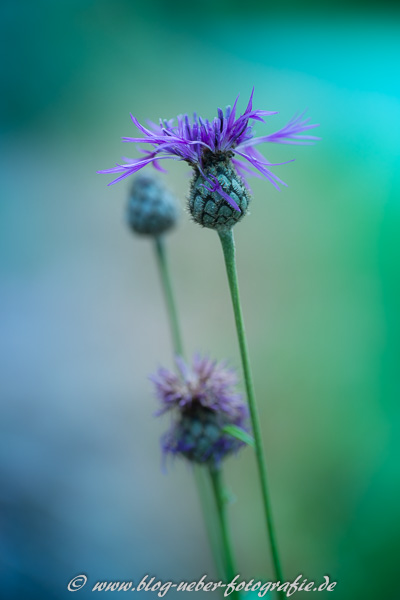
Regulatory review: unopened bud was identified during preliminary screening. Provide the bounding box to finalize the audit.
[127,174,178,236]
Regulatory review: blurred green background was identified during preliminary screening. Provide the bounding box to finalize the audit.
[1,0,399,598]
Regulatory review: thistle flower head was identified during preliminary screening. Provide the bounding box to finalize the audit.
[151,355,249,465]
[126,173,178,236]
[99,89,319,229]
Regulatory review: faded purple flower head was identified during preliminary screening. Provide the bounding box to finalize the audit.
[98,89,319,229]
[151,355,249,465]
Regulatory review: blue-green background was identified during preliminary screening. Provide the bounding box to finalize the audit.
[1,1,399,598]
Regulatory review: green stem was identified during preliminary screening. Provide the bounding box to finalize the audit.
[152,235,227,585]
[154,236,183,357]
[218,228,284,596]
[209,465,240,598]
[193,465,226,581]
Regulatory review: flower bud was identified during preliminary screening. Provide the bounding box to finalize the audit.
[127,174,178,236]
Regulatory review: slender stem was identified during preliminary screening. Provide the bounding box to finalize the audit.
[193,465,226,582]
[152,235,228,585]
[154,236,183,357]
[209,465,239,598]
[218,228,284,595]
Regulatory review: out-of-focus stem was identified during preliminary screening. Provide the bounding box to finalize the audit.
[152,235,227,584]
[209,465,240,599]
[154,236,183,357]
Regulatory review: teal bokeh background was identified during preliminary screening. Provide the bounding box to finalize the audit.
[1,1,399,599]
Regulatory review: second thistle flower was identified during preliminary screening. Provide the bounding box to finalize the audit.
[151,355,249,465]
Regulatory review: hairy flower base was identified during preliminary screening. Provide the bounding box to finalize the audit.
[163,404,244,464]
[189,158,250,230]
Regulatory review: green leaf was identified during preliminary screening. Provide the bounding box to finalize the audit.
[222,425,255,447]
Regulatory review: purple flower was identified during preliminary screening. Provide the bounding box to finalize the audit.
[151,355,249,465]
[99,89,319,229]
[99,89,318,196]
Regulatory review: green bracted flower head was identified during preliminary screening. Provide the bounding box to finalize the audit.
[189,154,251,231]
